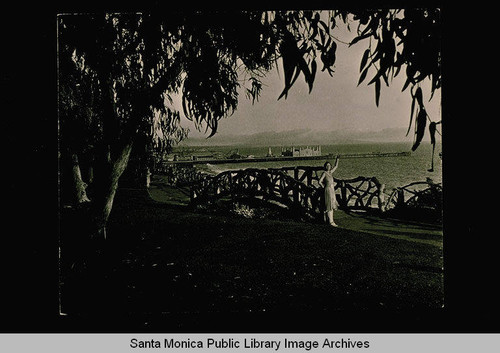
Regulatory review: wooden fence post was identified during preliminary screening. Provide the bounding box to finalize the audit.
[293,168,300,206]
[396,188,405,209]
[307,169,313,186]
[190,188,195,204]
[339,180,347,209]
[229,172,234,201]
[377,183,386,212]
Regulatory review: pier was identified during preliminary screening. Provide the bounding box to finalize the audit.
[162,151,411,166]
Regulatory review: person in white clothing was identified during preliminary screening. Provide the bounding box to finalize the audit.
[318,156,339,227]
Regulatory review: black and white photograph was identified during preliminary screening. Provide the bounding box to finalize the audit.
[54,7,448,331]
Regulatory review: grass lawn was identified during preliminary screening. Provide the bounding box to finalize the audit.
[59,181,444,331]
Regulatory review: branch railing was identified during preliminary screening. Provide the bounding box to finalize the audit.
[385,181,443,213]
[189,166,442,220]
[190,166,389,217]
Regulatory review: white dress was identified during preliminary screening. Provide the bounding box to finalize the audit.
[322,171,338,211]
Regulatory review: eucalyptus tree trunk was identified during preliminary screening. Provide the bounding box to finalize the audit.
[71,153,91,204]
[90,140,134,240]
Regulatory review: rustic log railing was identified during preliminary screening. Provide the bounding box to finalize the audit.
[154,163,209,186]
[384,181,443,213]
[189,166,443,221]
[190,166,386,218]
[276,166,385,210]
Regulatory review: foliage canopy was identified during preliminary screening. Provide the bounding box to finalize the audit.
[59,9,441,158]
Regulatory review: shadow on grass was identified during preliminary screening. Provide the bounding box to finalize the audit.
[59,187,444,331]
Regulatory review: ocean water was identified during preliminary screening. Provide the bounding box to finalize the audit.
[175,142,442,193]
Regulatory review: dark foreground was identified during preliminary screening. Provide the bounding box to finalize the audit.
[59,184,443,331]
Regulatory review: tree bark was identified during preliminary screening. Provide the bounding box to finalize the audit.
[90,140,134,239]
[71,153,91,204]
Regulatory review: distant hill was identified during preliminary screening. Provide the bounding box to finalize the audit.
[179,127,418,146]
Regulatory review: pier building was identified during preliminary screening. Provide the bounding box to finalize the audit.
[281,146,322,157]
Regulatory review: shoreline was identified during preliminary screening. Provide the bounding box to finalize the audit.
[162,151,411,166]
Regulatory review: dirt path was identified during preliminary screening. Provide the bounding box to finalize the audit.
[334,211,442,247]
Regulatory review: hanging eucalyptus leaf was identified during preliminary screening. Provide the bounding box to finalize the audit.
[358,66,369,86]
[359,48,370,73]
[414,86,423,107]
[429,121,437,145]
[406,95,416,136]
[411,108,427,151]
[349,32,372,47]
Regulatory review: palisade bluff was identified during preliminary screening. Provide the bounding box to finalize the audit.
[129,337,370,349]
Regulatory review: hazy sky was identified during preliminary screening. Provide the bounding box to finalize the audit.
[180,17,442,139]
